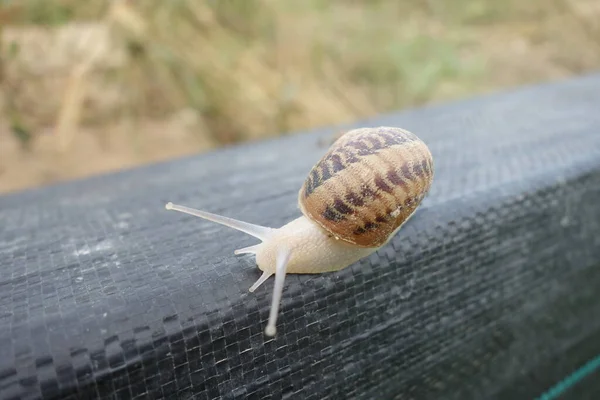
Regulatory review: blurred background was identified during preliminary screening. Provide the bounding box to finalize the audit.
[1,0,599,194]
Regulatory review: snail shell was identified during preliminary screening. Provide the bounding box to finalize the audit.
[299,127,434,247]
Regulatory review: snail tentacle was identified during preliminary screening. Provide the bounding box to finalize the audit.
[248,271,273,292]
[165,202,274,240]
[234,244,261,255]
[265,247,292,337]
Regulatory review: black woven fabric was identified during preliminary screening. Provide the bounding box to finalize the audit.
[1,74,600,400]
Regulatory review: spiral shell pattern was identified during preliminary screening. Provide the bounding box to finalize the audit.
[298,127,434,248]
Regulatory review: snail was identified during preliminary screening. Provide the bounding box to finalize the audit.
[165,126,434,337]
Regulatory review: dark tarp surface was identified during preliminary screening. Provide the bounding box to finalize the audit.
[1,74,600,400]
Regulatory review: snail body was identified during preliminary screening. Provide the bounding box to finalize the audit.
[166,126,434,336]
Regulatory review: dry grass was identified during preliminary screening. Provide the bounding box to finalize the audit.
[1,0,600,194]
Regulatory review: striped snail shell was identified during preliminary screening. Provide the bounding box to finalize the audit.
[299,127,434,247]
[165,127,434,337]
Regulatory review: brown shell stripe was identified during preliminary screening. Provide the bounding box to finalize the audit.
[303,129,418,197]
[348,142,431,240]
[318,143,430,225]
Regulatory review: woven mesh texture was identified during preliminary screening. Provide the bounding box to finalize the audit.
[1,74,600,400]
